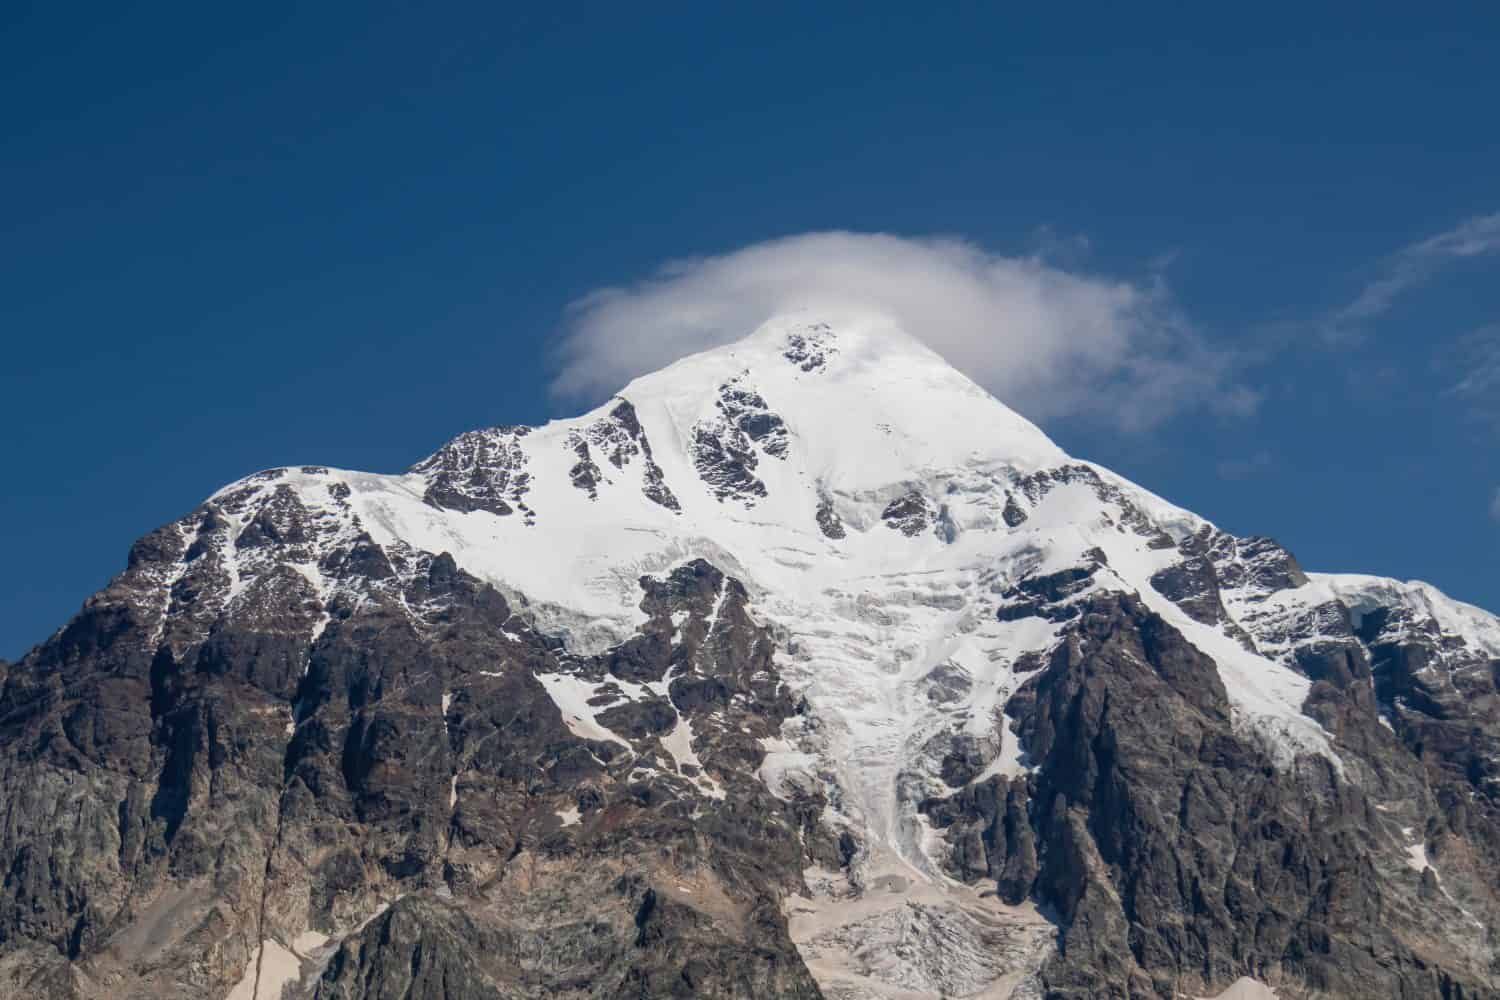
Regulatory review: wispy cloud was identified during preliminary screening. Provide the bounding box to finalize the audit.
[1491,488,1500,524]
[553,231,1250,431]
[1216,451,1274,482]
[1329,212,1500,339]
[1438,322,1500,430]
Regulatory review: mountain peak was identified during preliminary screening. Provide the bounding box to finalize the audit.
[635,309,981,392]
[14,315,1500,1000]
[610,312,1068,488]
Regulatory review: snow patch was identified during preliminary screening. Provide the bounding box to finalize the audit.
[1197,977,1279,1000]
[291,930,329,957]
[225,938,301,1000]
[533,672,632,748]
[661,713,726,799]
[1401,827,1431,872]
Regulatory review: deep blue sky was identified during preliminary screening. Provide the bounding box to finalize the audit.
[4,3,1499,659]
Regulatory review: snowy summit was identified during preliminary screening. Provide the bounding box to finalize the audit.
[6,313,1500,999]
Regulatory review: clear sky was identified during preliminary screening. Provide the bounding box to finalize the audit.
[4,3,1499,659]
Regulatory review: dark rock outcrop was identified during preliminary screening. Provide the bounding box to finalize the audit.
[412,426,533,518]
[881,490,932,536]
[691,376,789,506]
[0,493,823,999]
[782,323,837,373]
[928,575,1500,999]
[815,496,845,539]
[566,399,681,512]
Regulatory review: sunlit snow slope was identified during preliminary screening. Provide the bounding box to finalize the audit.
[210,313,1349,854]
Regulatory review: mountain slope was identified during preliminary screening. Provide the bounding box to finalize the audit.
[3,314,1499,999]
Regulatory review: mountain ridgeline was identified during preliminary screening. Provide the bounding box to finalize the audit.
[3,316,1499,1000]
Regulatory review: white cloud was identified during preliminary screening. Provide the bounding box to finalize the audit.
[552,231,1244,430]
[1217,451,1274,482]
[1332,212,1500,335]
[1442,323,1500,430]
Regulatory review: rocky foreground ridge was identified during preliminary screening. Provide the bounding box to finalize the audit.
[3,315,1499,999]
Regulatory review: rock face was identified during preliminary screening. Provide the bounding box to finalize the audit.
[414,428,533,518]
[0,492,827,998]
[4,313,1500,999]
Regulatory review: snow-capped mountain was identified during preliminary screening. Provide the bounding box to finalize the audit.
[3,314,1499,1000]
